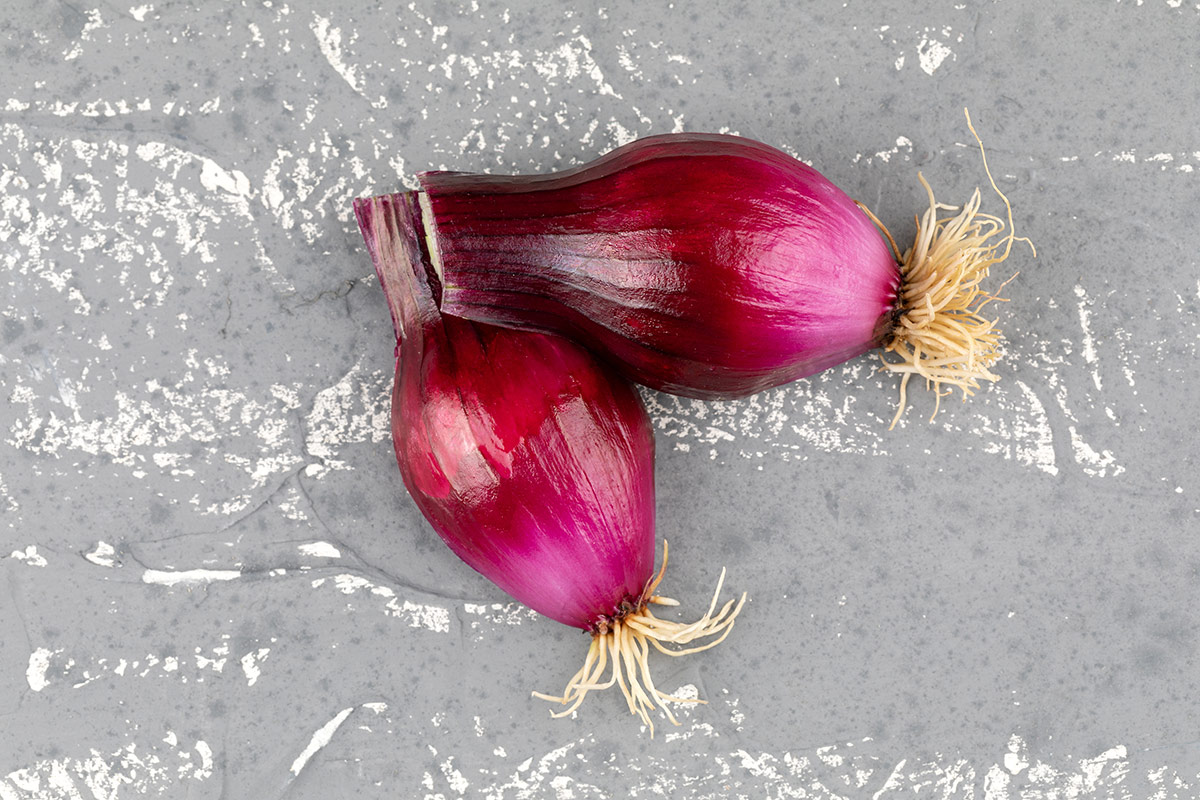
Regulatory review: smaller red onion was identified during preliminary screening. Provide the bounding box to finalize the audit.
[354,191,745,733]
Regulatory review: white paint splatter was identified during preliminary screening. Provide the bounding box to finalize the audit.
[63,9,106,62]
[195,638,230,673]
[193,741,214,780]
[642,371,890,462]
[290,707,355,776]
[19,639,247,692]
[303,359,392,471]
[25,648,57,692]
[530,35,622,99]
[240,647,270,687]
[84,541,117,567]
[917,35,956,75]
[198,157,251,198]
[853,135,914,166]
[0,471,18,512]
[1068,426,1124,478]
[9,546,47,567]
[1,127,306,512]
[1,738,214,797]
[439,757,470,795]
[1004,733,1030,774]
[463,601,540,633]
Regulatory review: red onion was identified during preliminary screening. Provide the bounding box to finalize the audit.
[417,113,1024,424]
[354,191,744,732]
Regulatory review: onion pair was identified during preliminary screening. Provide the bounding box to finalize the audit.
[354,114,1024,732]
[354,192,744,734]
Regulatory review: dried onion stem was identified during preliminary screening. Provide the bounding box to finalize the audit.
[532,542,746,736]
[865,109,1034,429]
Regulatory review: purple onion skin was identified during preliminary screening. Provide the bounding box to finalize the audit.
[421,133,902,399]
[354,192,656,631]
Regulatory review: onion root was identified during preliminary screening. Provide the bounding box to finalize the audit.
[532,542,746,736]
[869,109,1035,428]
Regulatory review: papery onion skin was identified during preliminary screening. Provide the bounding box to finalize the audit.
[418,133,901,399]
[354,191,655,630]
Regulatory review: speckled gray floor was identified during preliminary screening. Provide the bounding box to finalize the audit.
[2,1,1199,797]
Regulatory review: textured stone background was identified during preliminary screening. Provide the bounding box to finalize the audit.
[2,1,1198,797]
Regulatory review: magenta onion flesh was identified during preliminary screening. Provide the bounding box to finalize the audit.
[417,115,1024,424]
[354,191,745,732]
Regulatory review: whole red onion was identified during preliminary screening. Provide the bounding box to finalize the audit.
[417,120,1022,424]
[354,191,744,732]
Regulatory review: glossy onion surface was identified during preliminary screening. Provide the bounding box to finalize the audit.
[355,192,656,630]
[420,133,901,398]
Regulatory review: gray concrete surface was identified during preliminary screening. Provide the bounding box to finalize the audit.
[2,1,1198,797]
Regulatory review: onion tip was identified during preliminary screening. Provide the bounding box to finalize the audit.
[872,108,1036,428]
[532,541,747,737]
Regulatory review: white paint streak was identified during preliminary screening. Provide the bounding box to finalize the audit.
[313,573,452,632]
[1012,381,1059,476]
[1068,426,1124,478]
[1074,284,1103,391]
[874,759,909,798]
[298,541,342,558]
[1050,378,1124,478]
[141,568,241,586]
[290,707,355,776]
[310,14,386,109]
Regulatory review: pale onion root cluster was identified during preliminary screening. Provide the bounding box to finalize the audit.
[868,110,1035,429]
[532,542,747,737]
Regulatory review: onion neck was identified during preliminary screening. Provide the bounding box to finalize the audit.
[352,192,442,343]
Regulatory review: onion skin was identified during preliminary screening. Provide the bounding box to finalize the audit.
[419,133,901,398]
[354,192,655,630]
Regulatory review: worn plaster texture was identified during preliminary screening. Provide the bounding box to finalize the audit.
[2,1,1199,797]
